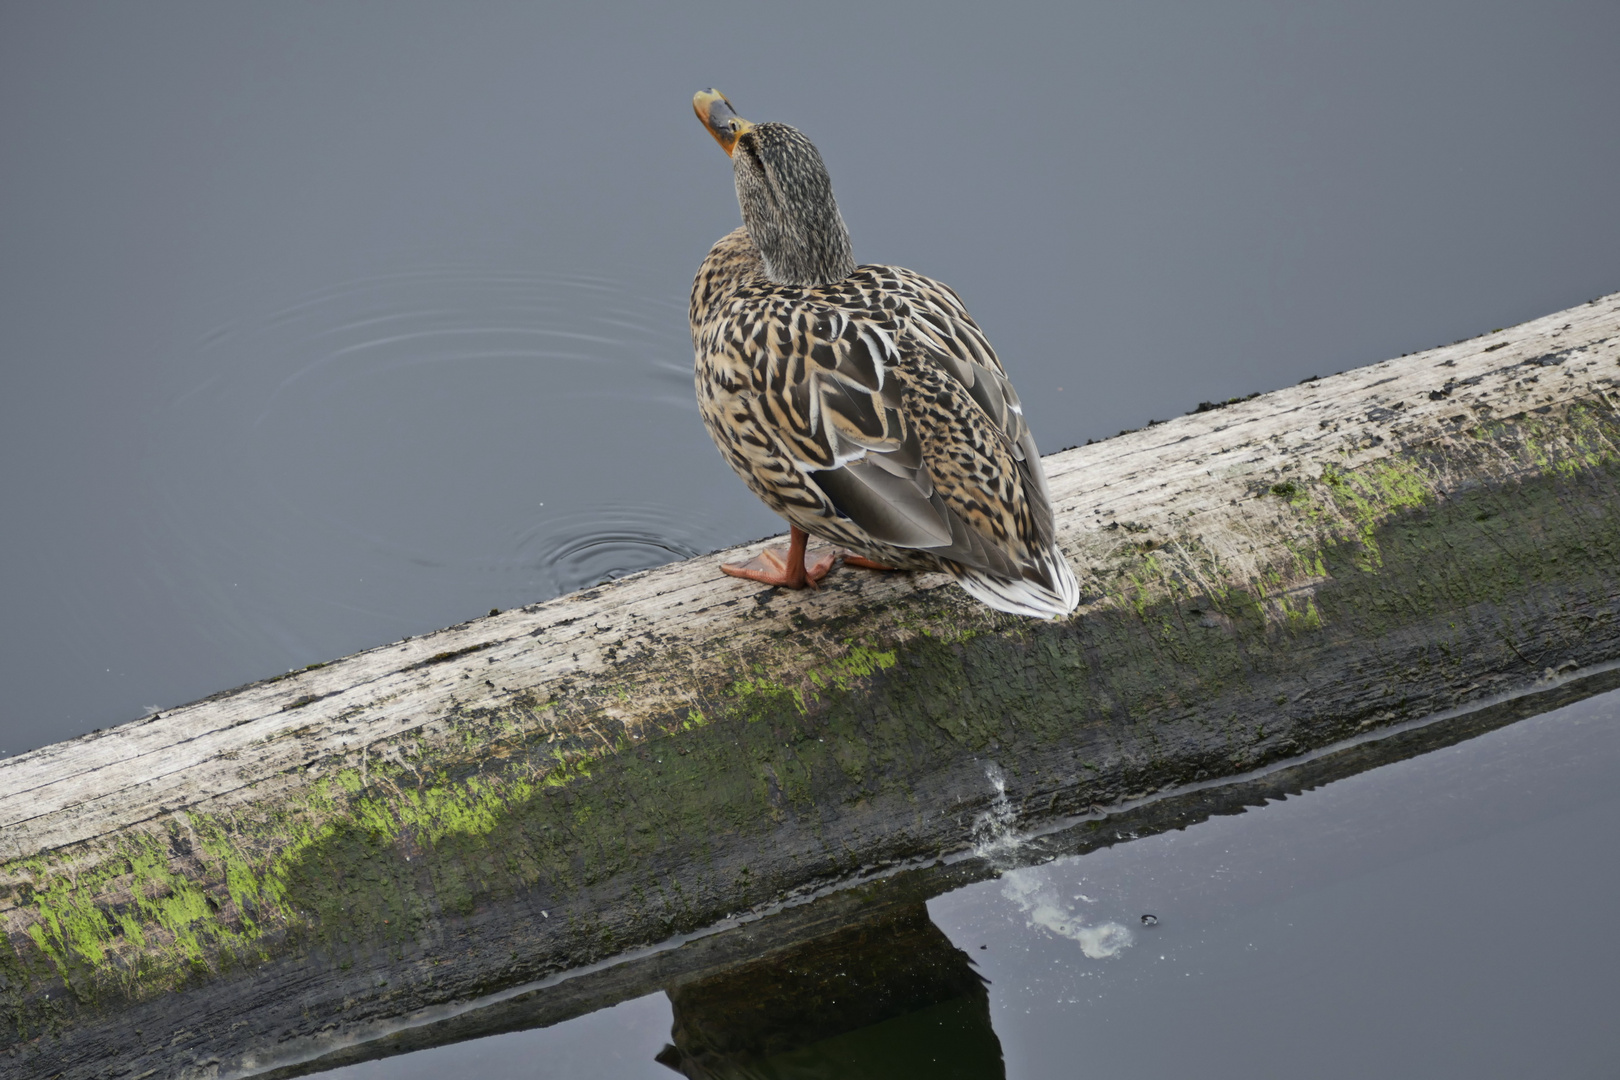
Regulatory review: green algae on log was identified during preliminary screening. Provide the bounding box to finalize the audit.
[3,292,1619,1078]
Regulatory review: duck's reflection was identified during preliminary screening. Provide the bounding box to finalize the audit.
[655,903,1004,1079]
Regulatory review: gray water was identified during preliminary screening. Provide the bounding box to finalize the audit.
[5,6,1620,1074]
[317,686,1620,1079]
[5,1,1619,754]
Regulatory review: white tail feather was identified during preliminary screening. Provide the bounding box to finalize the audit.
[950,545,1080,619]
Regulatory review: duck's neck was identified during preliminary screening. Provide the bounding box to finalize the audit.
[736,182,855,286]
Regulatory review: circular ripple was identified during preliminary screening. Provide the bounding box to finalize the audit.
[511,502,710,598]
[138,260,761,661]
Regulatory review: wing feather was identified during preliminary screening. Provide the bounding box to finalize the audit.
[809,461,954,548]
[722,265,1059,579]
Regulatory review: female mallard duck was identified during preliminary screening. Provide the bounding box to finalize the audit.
[689,89,1080,619]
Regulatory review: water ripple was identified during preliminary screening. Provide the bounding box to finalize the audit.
[137,260,753,663]
[509,502,710,598]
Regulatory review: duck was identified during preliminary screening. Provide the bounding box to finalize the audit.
[688,90,1080,619]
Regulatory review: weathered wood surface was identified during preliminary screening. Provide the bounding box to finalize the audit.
[3,291,1618,1077]
[181,659,1620,1080]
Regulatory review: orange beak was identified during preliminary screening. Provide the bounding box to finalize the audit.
[693,89,754,157]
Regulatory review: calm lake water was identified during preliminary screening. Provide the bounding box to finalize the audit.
[5,5,1620,1075]
[317,686,1620,1079]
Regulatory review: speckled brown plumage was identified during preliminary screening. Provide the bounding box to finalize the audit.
[690,94,1079,617]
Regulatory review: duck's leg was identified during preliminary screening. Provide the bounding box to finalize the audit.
[721,525,836,589]
[839,552,895,571]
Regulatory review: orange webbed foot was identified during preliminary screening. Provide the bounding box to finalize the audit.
[721,543,836,589]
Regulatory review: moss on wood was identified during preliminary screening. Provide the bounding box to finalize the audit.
[6,402,1618,1046]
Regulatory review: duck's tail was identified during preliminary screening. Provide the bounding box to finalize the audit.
[947,544,1081,619]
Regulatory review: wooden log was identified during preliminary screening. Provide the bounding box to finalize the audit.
[3,291,1619,1078]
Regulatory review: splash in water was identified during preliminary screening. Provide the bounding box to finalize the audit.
[1000,870,1135,958]
[970,764,1022,861]
[972,764,1135,959]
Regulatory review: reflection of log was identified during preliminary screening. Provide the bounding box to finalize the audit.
[655,904,1001,1079]
[2,293,1619,1077]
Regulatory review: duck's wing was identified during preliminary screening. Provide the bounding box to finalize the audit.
[732,295,960,554]
[739,270,1059,584]
[890,271,1056,544]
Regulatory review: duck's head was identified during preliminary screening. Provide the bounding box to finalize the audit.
[693,89,855,287]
